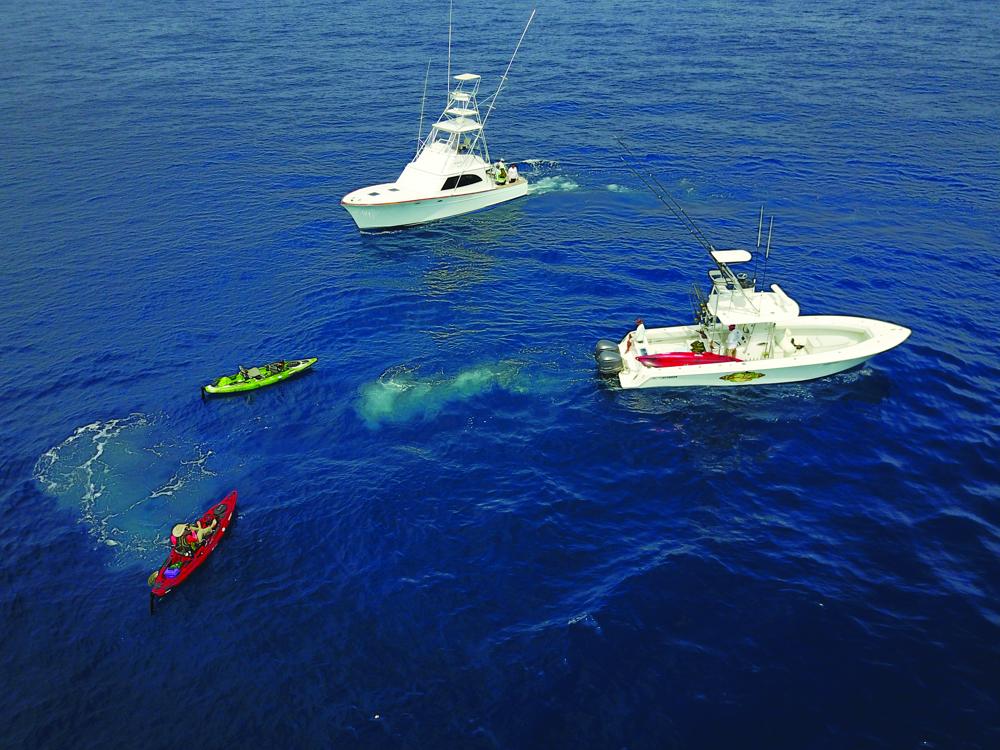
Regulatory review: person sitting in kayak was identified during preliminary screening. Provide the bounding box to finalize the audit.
[170,518,218,556]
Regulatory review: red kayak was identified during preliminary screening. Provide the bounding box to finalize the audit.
[636,352,742,368]
[149,490,237,600]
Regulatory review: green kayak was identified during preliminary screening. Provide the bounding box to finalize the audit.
[202,358,317,396]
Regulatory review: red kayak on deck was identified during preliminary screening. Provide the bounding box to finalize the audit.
[636,352,742,368]
[149,490,237,598]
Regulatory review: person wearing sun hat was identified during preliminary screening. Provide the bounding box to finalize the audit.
[170,518,218,556]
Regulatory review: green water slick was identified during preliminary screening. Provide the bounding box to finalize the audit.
[202,358,317,396]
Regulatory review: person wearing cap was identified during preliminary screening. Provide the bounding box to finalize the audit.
[170,518,218,556]
[495,160,507,185]
[725,324,744,357]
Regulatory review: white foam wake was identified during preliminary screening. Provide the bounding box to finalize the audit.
[527,176,580,196]
[34,414,216,564]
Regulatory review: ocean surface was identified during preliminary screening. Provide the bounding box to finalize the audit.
[2,1,998,747]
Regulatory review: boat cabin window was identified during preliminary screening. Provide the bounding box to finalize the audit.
[441,173,483,190]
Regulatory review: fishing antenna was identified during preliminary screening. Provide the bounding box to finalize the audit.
[751,205,763,287]
[480,8,536,132]
[615,137,718,259]
[416,59,431,153]
[760,216,774,289]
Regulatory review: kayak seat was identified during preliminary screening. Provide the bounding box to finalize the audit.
[247,367,262,378]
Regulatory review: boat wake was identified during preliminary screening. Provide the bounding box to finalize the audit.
[33,414,216,565]
[527,176,579,196]
[520,158,560,169]
[358,227,409,236]
[357,360,529,426]
[606,183,635,193]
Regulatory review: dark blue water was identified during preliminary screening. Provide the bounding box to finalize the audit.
[2,1,998,747]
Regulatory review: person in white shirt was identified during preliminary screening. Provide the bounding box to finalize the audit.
[507,163,519,183]
[632,318,648,354]
[725,324,744,357]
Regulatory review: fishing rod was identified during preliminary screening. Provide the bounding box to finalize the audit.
[615,136,761,313]
[614,137,718,259]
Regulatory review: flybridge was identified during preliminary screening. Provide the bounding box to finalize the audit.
[411,72,490,172]
[340,7,536,230]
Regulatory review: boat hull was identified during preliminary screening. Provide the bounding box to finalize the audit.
[203,358,317,396]
[607,315,910,389]
[621,354,874,388]
[150,490,237,598]
[342,181,528,230]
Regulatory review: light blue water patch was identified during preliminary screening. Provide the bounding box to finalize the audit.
[357,360,531,426]
[33,413,216,564]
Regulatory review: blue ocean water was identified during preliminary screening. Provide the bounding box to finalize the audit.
[2,0,999,747]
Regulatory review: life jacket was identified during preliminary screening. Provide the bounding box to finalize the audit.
[171,528,198,555]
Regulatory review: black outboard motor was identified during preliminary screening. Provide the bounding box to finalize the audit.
[594,339,624,376]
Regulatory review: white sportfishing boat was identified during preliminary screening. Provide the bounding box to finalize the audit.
[342,8,535,231]
[594,154,910,388]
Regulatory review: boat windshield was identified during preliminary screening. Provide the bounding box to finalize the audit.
[429,128,457,149]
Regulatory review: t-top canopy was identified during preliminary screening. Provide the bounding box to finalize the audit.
[711,249,753,265]
[451,91,472,103]
[453,73,480,81]
[710,284,800,325]
[446,107,478,117]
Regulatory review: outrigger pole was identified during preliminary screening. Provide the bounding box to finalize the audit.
[480,8,536,133]
[446,0,453,99]
[416,59,431,151]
